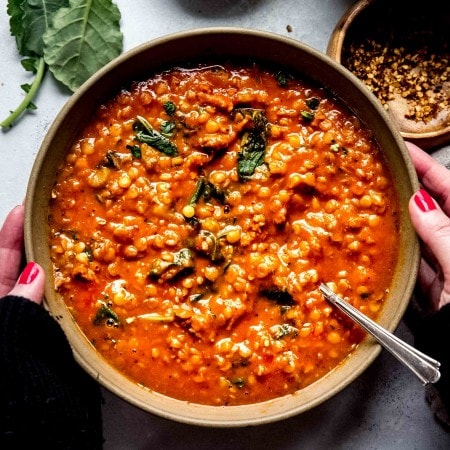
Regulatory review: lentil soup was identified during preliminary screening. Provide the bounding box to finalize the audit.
[49,63,399,406]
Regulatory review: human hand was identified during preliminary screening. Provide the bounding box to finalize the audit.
[0,205,44,303]
[408,142,450,312]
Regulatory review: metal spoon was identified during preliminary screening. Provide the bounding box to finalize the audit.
[319,283,441,385]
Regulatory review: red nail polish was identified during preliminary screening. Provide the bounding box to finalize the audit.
[414,189,436,212]
[18,262,39,285]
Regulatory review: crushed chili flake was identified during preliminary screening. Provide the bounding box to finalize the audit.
[341,1,449,124]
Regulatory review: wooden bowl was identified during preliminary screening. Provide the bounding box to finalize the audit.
[327,0,450,150]
[24,28,419,427]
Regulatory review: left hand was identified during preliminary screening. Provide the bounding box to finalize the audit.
[0,205,44,303]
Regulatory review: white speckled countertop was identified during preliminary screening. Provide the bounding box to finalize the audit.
[1,1,449,448]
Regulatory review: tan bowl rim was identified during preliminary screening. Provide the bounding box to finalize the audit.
[326,0,450,145]
[24,26,420,427]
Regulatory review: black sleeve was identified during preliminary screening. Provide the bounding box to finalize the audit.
[414,303,450,425]
[0,295,103,449]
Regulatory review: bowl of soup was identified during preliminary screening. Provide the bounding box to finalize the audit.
[24,28,419,426]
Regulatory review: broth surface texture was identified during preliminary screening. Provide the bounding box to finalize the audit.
[49,64,399,406]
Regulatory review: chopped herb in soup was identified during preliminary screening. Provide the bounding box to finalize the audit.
[49,64,399,406]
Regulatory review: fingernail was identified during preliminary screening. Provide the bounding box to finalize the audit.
[18,262,39,285]
[414,189,437,212]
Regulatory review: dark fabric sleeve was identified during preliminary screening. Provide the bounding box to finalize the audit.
[414,303,450,424]
[0,295,103,449]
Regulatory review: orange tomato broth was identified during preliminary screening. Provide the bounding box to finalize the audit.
[48,63,399,406]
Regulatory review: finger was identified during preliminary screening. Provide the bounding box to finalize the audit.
[417,257,437,294]
[413,258,441,314]
[419,236,440,274]
[406,142,450,215]
[0,205,25,297]
[409,189,450,308]
[418,258,443,312]
[7,262,45,305]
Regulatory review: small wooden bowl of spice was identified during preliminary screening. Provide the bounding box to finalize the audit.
[327,0,450,149]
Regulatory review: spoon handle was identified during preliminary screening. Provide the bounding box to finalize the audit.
[319,283,441,385]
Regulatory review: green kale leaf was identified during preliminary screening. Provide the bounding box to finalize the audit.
[163,101,176,116]
[93,301,120,326]
[43,0,123,92]
[149,248,195,281]
[134,115,179,156]
[236,109,268,180]
[2,0,123,128]
[8,0,67,56]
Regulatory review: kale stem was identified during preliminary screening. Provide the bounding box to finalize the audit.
[1,57,46,129]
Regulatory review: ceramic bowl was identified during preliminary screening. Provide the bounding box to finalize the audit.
[327,0,450,150]
[24,28,420,427]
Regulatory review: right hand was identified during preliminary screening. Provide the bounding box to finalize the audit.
[407,142,450,312]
